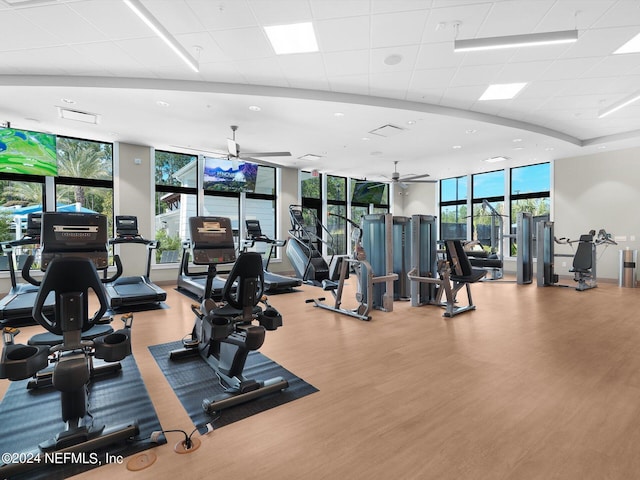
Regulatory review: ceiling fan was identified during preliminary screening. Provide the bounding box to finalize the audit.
[226,125,291,168]
[384,161,436,188]
[170,125,291,168]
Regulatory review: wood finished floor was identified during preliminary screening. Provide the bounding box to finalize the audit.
[2,278,640,479]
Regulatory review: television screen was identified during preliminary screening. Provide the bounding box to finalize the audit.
[0,127,57,176]
[352,181,385,205]
[203,156,258,193]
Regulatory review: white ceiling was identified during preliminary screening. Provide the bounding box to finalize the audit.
[1,0,640,181]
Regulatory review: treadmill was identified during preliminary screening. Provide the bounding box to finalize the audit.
[176,240,232,301]
[103,215,166,310]
[245,219,301,294]
[0,213,55,326]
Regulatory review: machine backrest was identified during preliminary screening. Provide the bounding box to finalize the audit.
[445,240,474,277]
[222,251,264,312]
[572,234,593,271]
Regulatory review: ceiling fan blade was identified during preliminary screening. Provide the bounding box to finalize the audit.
[241,156,286,168]
[405,179,437,183]
[399,173,431,181]
[244,151,292,157]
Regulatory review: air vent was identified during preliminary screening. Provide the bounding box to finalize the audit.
[368,124,405,137]
[57,107,100,124]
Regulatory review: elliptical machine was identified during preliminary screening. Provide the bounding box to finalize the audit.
[170,216,288,413]
[0,212,138,478]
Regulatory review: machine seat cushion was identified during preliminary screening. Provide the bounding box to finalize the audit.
[28,324,114,346]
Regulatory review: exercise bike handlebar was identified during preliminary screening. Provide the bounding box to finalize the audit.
[21,254,123,286]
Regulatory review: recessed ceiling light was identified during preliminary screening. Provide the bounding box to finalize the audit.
[484,156,510,163]
[598,145,607,149]
[452,145,462,149]
[334,112,344,117]
[61,98,75,104]
[514,147,524,151]
[298,154,322,161]
[264,22,318,55]
[384,54,403,66]
[406,120,416,125]
[248,105,261,112]
[156,100,170,107]
[362,137,370,141]
[479,83,527,101]
[512,138,523,142]
[466,129,477,134]
[614,32,640,54]
[545,147,554,151]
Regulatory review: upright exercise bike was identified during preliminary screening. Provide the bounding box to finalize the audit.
[170,216,288,413]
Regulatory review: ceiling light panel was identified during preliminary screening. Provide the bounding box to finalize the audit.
[614,32,640,54]
[264,22,318,55]
[479,83,527,101]
[369,124,405,137]
[57,107,99,124]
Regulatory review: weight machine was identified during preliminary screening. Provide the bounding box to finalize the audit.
[306,213,398,321]
[407,215,487,317]
[537,222,617,291]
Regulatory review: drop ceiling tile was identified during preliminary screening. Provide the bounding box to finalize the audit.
[0,9,59,50]
[370,45,419,73]
[140,0,206,35]
[310,0,370,20]
[449,64,501,87]
[371,0,431,14]
[18,3,108,44]
[233,57,288,86]
[370,10,429,48]
[494,61,549,84]
[115,37,189,69]
[592,0,640,28]
[316,16,370,52]
[323,50,370,77]
[248,0,312,25]
[422,3,492,43]
[537,0,615,31]
[409,67,457,89]
[539,57,602,81]
[69,41,142,70]
[370,70,413,96]
[210,27,274,60]
[562,27,639,58]
[66,0,148,40]
[277,52,326,80]
[184,0,257,30]
[415,42,462,69]
[197,61,246,83]
[328,74,370,95]
[474,0,556,37]
[582,54,640,78]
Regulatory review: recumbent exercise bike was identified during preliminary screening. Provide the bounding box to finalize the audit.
[0,212,138,477]
[170,216,288,414]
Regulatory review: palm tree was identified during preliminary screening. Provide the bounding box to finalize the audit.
[56,138,112,205]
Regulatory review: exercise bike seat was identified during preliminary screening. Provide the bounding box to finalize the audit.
[28,323,113,346]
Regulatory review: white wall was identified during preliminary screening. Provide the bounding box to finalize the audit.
[552,147,640,281]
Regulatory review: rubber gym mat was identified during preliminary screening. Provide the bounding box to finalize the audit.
[0,355,165,480]
[149,341,318,434]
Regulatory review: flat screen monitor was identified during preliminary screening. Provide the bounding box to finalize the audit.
[203,156,258,193]
[0,127,57,176]
[352,181,385,205]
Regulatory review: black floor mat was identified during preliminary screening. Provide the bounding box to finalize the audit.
[149,341,318,433]
[0,355,165,480]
